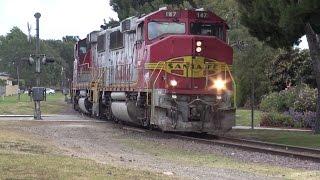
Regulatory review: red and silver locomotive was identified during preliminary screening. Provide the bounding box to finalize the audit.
[72,7,236,133]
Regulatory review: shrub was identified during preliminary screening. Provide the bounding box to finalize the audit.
[260,84,317,113]
[293,85,317,112]
[260,92,284,112]
[260,88,296,112]
[285,109,316,129]
[260,112,294,127]
[259,84,317,129]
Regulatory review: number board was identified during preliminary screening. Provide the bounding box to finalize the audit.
[165,11,180,18]
[196,12,209,19]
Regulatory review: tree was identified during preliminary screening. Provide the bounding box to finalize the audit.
[0,27,33,86]
[267,49,316,91]
[0,27,75,88]
[110,0,197,20]
[102,18,120,29]
[237,0,320,133]
[63,36,79,43]
[163,0,197,8]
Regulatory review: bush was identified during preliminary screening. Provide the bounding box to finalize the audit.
[259,85,317,129]
[260,112,294,127]
[293,85,317,112]
[260,88,296,112]
[260,84,317,113]
[285,109,316,129]
[260,92,282,112]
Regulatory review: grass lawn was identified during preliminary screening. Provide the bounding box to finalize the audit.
[0,93,68,115]
[0,122,170,179]
[226,129,320,148]
[236,109,262,126]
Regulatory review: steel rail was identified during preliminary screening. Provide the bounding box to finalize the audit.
[77,112,320,163]
[217,136,320,155]
[171,134,320,163]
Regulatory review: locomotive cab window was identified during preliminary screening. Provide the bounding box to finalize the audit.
[78,40,87,54]
[148,21,185,40]
[137,23,144,41]
[109,30,124,50]
[190,23,225,40]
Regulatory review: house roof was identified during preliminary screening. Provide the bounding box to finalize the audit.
[0,72,10,77]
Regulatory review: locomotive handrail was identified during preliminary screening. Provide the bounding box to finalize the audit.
[226,65,237,108]
[152,63,165,90]
[147,61,165,89]
[146,61,166,106]
[151,64,166,123]
[97,67,106,86]
[146,61,166,123]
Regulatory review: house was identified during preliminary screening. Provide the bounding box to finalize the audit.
[0,72,19,96]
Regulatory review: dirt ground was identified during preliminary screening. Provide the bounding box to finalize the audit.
[1,108,320,180]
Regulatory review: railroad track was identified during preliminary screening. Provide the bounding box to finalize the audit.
[121,126,320,163]
[170,133,320,163]
[118,125,320,163]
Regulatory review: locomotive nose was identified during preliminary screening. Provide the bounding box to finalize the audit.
[191,36,233,64]
[149,35,232,64]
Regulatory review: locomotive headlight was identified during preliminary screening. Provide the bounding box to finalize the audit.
[196,47,202,53]
[172,94,177,99]
[196,41,202,46]
[169,79,178,87]
[213,79,226,90]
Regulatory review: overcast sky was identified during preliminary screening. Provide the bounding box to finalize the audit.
[0,0,118,40]
[0,0,308,49]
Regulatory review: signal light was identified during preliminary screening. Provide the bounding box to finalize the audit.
[196,41,202,53]
[28,55,35,64]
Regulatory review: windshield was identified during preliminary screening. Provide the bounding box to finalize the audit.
[190,23,224,40]
[148,22,185,40]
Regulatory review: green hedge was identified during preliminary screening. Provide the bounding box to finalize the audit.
[260,84,316,113]
[259,84,317,129]
[260,112,294,127]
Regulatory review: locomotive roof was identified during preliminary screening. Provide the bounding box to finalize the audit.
[83,8,228,41]
[136,7,227,24]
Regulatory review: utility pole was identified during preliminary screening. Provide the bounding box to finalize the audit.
[13,61,20,101]
[35,12,41,86]
[34,12,41,120]
[251,68,255,130]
